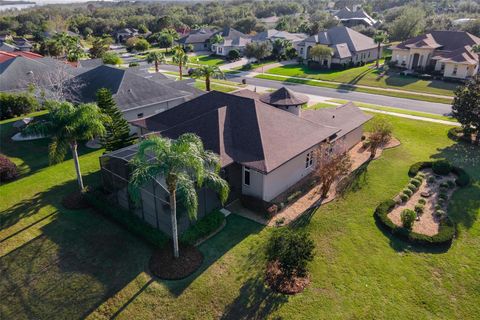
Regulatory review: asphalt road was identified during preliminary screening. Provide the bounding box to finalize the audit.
[157,63,452,116]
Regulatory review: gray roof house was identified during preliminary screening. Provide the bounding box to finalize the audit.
[0,42,18,52]
[101,87,370,233]
[390,30,480,79]
[211,27,251,56]
[298,26,380,67]
[115,28,139,43]
[176,28,217,52]
[334,7,378,27]
[12,37,33,52]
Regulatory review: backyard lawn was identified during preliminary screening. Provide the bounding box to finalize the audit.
[1,113,479,319]
[266,63,459,97]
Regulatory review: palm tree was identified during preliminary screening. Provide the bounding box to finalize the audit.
[23,101,105,191]
[172,47,189,80]
[146,51,166,73]
[192,65,225,91]
[373,31,388,68]
[129,134,229,258]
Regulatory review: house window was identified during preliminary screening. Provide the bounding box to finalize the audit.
[441,63,445,71]
[243,167,250,186]
[300,47,304,54]
[219,47,223,53]
[305,151,314,169]
[453,64,458,75]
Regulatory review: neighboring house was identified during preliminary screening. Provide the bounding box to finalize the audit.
[176,28,217,52]
[390,31,480,79]
[12,37,33,52]
[68,65,202,121]
[120,87,370,209]
[0,42,18,52]
[115,28,139,43]
[298,26,379,67]
[252,29,308,52]
[0,50,43,63]
[211,27,251,56]
[334,7,378,27]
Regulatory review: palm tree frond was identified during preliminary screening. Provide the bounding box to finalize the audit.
[203,170,230,205]
[48,137,69,164]
[176,172,199,220]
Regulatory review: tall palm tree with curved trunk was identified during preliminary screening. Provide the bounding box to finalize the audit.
[129,134,229,258]
[172,47,189,80]
[373,31,388,68]
[146,51,166,73]
[23,101,105,191]
[192,65,225,91]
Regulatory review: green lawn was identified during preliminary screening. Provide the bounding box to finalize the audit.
[256,74,453,104]
[326,99,457,122]
[190,55,225,66]
[1,113,479,319]
[266,63,459,97]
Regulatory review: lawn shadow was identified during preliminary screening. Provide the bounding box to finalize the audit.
[0,172,152,320]
[431,141,480,229]
[220,277,288,320]
[158,214,265,296]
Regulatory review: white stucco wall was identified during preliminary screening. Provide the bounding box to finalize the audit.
[241,166,265,199]
[443,63,474,79]
[122,97,187,122]
[338,126,363,151]
[262,148,316,202]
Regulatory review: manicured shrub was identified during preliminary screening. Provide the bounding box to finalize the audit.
[432,160,452,175]
[400,194,409,202]
[418,198,426,205]
[434,204,442,211]
[435,210,446,218]
[438,198,445,206]
[0,92,40,120]
[427,176,435,184]
[401,209,416,229]
[410,179,421,187]
[452,166,470,187]
[266,228,315,278]
[408,161,432,177]
[440,182,449,189]
[439,192,448,200]
[403,189,413,197]
[0,154,18,182]
[447,180,456,188]
[416,172,425,179]
[180,210,225,245]
[415,204,424,214]
[407,183,417,192]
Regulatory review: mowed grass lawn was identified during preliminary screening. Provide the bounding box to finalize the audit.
[191,54,225,66]
[266,63,460,97]
[1,112,480,319]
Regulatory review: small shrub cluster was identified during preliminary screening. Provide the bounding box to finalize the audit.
[180,210,225,245]
[409,161,471,187]
[0,154,18,182]
[266,228,315,278]
[432,160,452,175]
[418,198,426,205]
[403,188,413,197]
[0,92,40,120]
[410,178,421,188]
[407,183,417,192]
[401,209,417,229]
[414,204,424,215]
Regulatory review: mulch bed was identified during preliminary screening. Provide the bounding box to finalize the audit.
[265,261,310,294]
[149,243,204,280]
[62,191,90,210]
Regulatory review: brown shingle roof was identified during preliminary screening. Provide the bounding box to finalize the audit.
[131,90,340,173]
[259,87,309,106]
[392,31,480,52]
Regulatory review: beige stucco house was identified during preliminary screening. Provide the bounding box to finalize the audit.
[297,26,380,68]
[129,88,371,204]
[390,31,480,79]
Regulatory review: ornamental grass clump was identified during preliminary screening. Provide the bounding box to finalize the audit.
[401,209,416,229]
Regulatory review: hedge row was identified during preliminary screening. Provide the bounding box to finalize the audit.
[374,199,456,246]
[84,190,168,248]
[408,160,471,187]
[180,210,225,245]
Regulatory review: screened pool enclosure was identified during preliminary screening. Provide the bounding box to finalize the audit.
[99,145,222,236]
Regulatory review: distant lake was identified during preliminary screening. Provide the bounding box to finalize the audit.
[0,0,115,11]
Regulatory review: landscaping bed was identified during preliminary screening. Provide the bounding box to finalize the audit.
[149,243,204,280]
[375,160,470,245]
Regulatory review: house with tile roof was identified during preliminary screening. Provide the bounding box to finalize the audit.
[125,88,371,206]
[390,31,480,79]
[297,26,379,68]
[334,7,378,27]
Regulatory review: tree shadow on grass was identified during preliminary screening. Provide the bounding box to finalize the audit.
[0,172,152,320]
[158,214,265,296]
[220,277,288,320]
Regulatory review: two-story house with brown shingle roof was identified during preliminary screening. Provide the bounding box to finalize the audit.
[390,31,480,79]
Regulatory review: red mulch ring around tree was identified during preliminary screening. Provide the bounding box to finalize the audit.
[265,261,310,294]
[149,243,204,280]
[62,191,90,210]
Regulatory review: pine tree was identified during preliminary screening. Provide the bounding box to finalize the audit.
[96,88,136,151]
